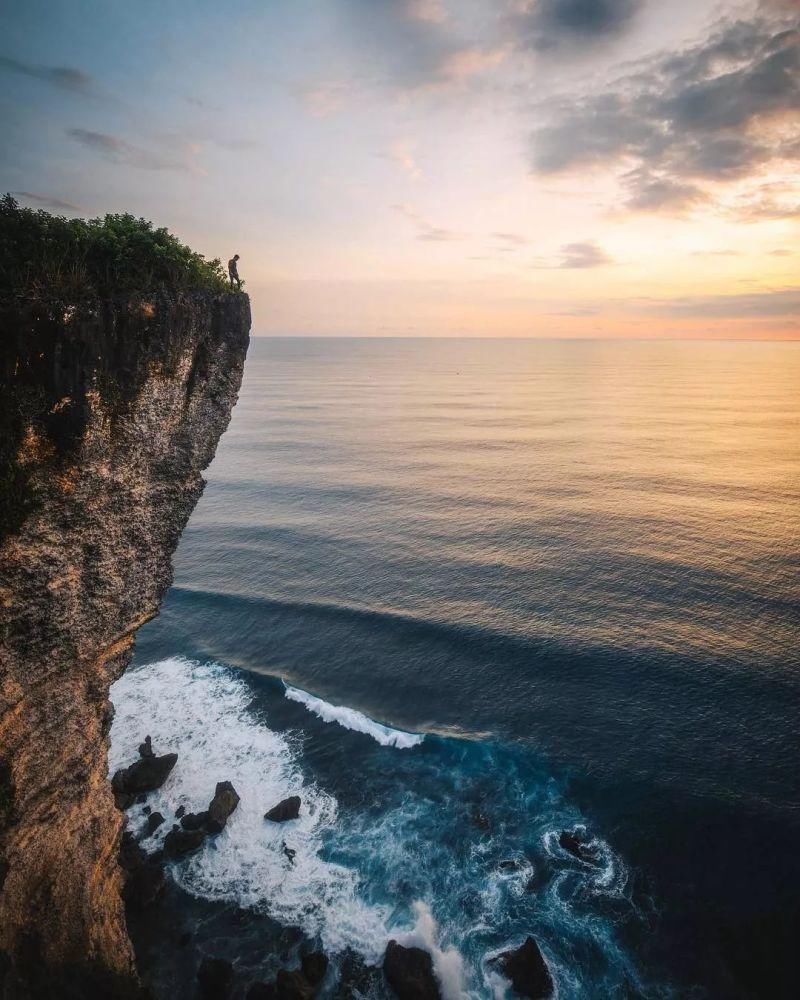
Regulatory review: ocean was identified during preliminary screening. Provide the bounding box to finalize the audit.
[110,337,800,998]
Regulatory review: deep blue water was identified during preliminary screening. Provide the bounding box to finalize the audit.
[112,338,800,999]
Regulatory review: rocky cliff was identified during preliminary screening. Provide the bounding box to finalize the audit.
[0,291,250,998]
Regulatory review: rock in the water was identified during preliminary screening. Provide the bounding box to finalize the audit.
[301,951,328,987]
[175,804,186,819]
[383,940,441,1000]
[111,752,178,795]
[113,790,135,811]
[245,964,321,1000]
[180,810,210,831]
[558,829,598,864]
[138,735,155,759]
[207,780,240,833]
[146,811,165,836]
[198,956,234,999]
[119,832,164,910]
[163,825,206,859]
[246,984,276,1000]
[275,969,313,1000]
[264,796,301,823]
[496,937,553,999]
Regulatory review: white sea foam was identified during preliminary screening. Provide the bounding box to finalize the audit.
[109,656,391,960]
[283,682,424,749]
[543,826,627,898]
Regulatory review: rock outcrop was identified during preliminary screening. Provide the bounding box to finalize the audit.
[495,936,554,999]
[383,941,441,1000]
[264,796,301,823]
[0,290,250,997]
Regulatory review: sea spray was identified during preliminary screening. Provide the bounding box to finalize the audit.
[396,901,466,1000]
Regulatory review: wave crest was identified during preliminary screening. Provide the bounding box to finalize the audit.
[283,682,424,749]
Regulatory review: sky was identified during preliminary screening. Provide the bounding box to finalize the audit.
[1,0,799,338]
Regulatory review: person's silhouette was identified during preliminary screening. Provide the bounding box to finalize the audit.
[228,253,241,290]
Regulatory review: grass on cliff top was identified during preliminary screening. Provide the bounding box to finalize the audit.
[0,193,234,302]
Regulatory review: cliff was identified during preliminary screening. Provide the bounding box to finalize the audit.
[0,291,251,998]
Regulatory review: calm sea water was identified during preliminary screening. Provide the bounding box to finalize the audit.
[113,338,800,999]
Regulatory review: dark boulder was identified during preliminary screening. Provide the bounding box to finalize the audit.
[207,781,240,833]
[138,735,155,759]
[181,810,210,831]
[335,950,382,998]
[558,829,599,864]
[275,969,313,999]
[111,752,177,796]
[197,956,233,999]
[245,964,321,1000]
[164,825,206,859]
[495,937,553,999]
[146,811,165,836]
[301,952,328,987]
[119,832,164,909]
[264,796,301,823]
[175,804,186,819]
[246,984,276,1000]
[113,790,135,811]
[383,941,440,1000]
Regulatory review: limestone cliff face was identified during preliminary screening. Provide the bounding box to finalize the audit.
[0,291,250,998]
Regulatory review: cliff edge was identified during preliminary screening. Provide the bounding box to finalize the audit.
[0,290,250,998]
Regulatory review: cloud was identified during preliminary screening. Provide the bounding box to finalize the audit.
[689,249,741,257]
[0,54,94,93]
[511,0,642,52]
[297,81,352,117]
[648,287,800,318]
[66,129,193,172]
[768,248,794,256]
[334,0,503,92]
[11,191,80,211]
[406,0,447,23]
[528,13,800,213]
[394,202,462,240]
[386,138,423,179]
[729,179,800,221]
[493,231,528,247]
[558,241,612,267]
[436,46,506,83]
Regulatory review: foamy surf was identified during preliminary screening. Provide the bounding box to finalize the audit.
[109,656,391,960]
[283,682,424,749]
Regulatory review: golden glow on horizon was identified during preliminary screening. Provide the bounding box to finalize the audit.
[5,0,798,338]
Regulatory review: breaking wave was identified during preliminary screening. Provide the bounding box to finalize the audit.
[283,681,424,749]
[109,656,390,960]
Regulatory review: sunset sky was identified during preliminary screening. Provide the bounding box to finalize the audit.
[2,0,798,337]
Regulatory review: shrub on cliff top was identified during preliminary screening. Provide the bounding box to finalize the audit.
[0,194,230,301]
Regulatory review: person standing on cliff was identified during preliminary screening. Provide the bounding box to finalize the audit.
[228,253,242,290]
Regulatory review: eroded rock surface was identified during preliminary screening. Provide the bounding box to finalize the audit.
[0,290,250,997]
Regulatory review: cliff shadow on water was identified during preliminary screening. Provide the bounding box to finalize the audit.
[0,288,250,998]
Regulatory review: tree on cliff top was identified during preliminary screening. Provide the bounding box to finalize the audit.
[0,194,231,301]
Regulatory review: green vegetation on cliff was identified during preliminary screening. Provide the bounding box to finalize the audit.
[0,194,230,301]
